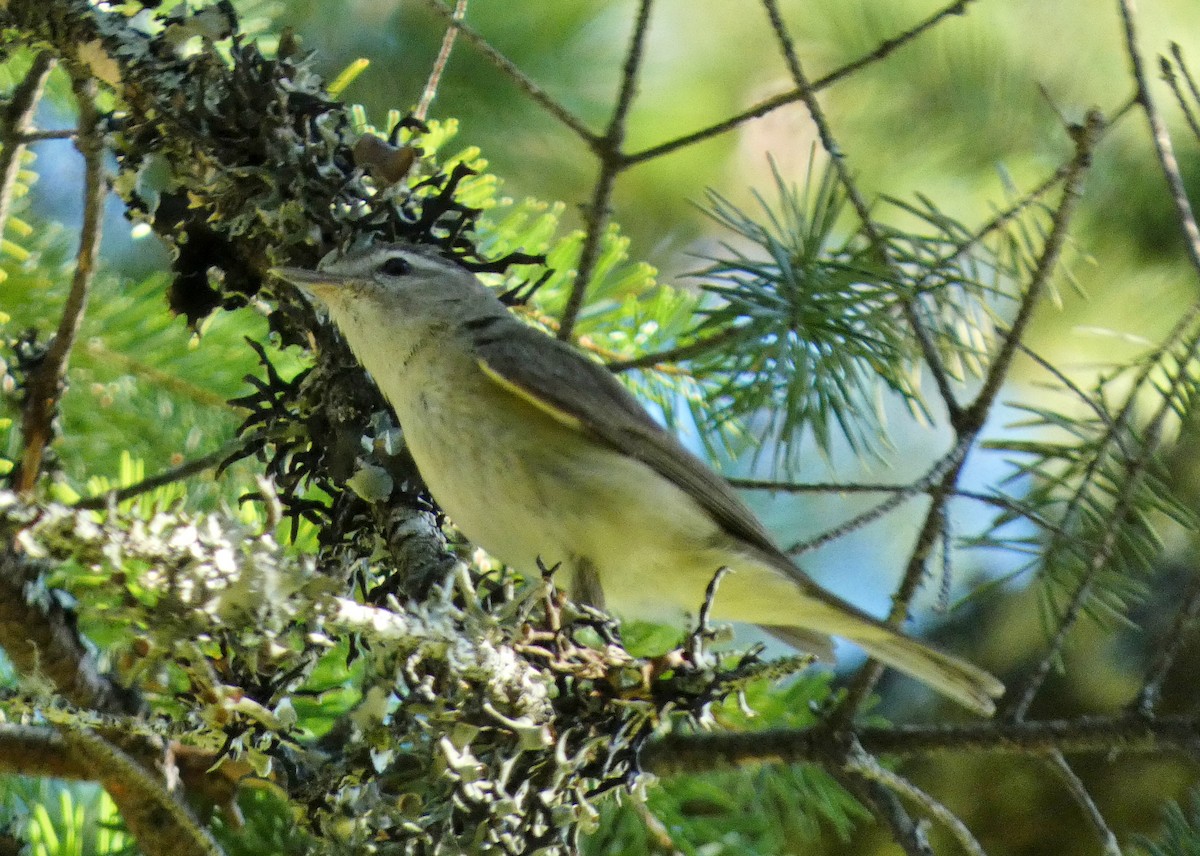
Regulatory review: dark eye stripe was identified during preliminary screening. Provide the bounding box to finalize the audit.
[380,256,412,276]
[462,315,506,333]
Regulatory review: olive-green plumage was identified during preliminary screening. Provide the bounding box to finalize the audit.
[275,244,1004,715]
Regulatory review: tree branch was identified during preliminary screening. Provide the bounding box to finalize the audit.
[836,110,1103,723]
[0,544,142,714]
[1117,0,1200,282]
[0,52,55,241]
[624,0,978,166]
[412,0,597,143]
[760,0,963,427]
[557,0,654,340]
[641,714,1200,775]
[60,727,224,856]
[15,72,106,493]
[1046,751,1121,856]
[73,439,244,511]
[414,0,467,122]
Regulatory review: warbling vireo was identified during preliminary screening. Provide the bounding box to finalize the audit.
[274,243,1004,715]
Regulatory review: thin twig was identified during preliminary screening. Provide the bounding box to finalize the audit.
[73,439,245,511]
[1160,53,1200,142]
[607,324,748,371]
[1015,341,1125,442]
[1137,566,1200,713]
[783,449,962,556]
[16,73,106,494]
[632,798,685,856]
[557,0,654,340]
[1172,43,1200,117]
[414,0,467,121]
[624,0,977,166]
[412,0,597,144]
[14,128,75,142]
[846,748,988,856]
[962,112,1105,432]
[835,113,1103,722]
[1045,751,1121,856]
[1117,0,1200,280]
[833,768,933,856]
[0,52,55,247]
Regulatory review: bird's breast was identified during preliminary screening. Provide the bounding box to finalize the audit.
[378,354,729,623]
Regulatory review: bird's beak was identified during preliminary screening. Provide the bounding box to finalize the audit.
[269,267,353,300]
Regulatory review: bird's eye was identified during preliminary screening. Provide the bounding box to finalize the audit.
[380,256,412,277]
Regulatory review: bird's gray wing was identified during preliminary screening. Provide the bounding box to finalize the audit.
[472,323,783,559]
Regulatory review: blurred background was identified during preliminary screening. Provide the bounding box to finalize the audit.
[8,0,1200,853]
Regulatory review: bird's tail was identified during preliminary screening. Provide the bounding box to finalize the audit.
[852,627,1004,716]
[711,553,1005,714]
[767,611,1002,715]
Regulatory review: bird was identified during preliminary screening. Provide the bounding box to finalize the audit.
[273,243,1004,715]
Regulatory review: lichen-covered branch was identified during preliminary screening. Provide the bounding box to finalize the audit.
[0,540,141,714]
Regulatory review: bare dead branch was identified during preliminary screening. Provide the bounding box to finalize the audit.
[412,0,597,143]
[414,0,467,122]
[1118,0,1200,282]
[1046,752,1121,856]
[557,0,654,340]
[625,0,978,166]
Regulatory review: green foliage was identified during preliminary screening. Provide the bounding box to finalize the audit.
[0,778,130,856]
[973,327,1200,633]
[688,159,914,465]
[1134,792,1200,856]
[210,789,310,856]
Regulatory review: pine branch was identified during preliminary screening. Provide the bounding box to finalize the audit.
[759,0,963,425]
[1007,326,1200,719]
